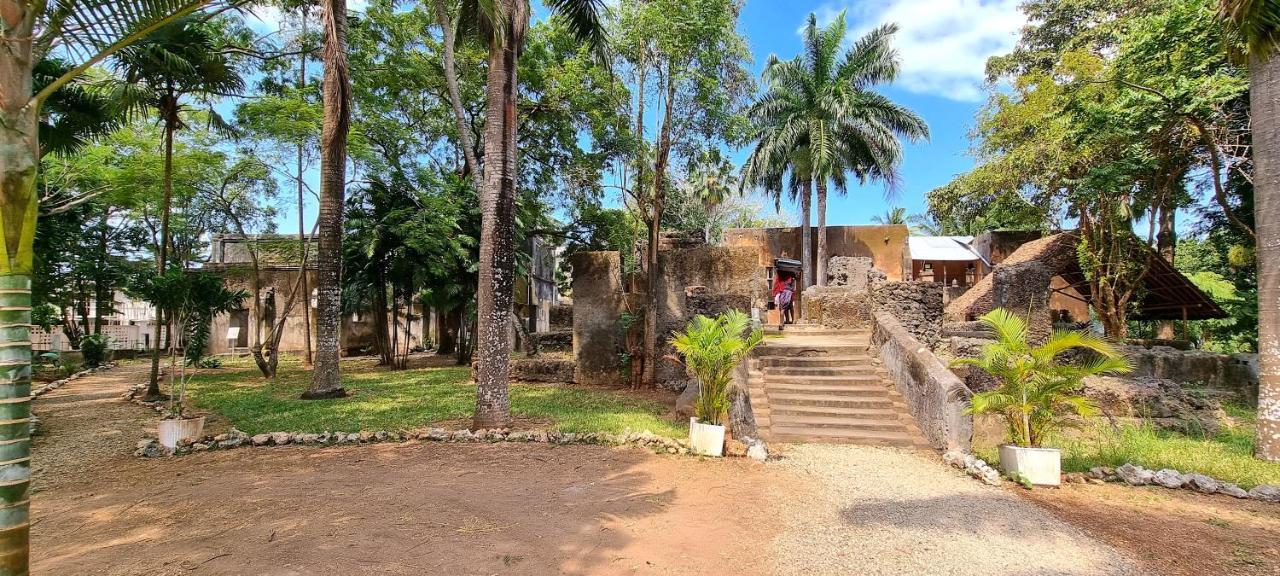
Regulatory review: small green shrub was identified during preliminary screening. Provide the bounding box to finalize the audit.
[952,308,1131,447]
[669,310,763,426]
[79,334,110,368]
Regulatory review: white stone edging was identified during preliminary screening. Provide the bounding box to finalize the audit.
[32,362,117,398]
[135,427,704,458]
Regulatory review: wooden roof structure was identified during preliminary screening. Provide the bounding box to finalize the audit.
[945,232,1226,321]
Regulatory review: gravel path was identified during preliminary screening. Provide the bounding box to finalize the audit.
[30,362,154,493]
[769,444,1146,576]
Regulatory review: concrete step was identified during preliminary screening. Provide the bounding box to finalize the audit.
[755,344,870,358]
[765,384,889,398]
[763,374,885,385]
[769,414,907,431]
[757,355,878,368]
[766,393,895,409]
[768,404,902,419]
[767,426,926,447]
[761,325,871,336]
[765,365,878,376]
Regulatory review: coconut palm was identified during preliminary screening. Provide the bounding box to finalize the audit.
[744,11,928,287]
[114,15,246,400]
[303,0,355,399]
[0,0,226,569]
[1220,0,1280,459]
[952,309,1132,448]
[456,0,606,428]
[871,207,908,225]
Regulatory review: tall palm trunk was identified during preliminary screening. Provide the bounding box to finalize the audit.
[800,178,812,288]
[303,0,351,399]
[816,178,828,287]
[298,11,314,367]
[0,41,39,573]
[146,109,176,400]
[1253,51,1280,461]
[473,21,521,428]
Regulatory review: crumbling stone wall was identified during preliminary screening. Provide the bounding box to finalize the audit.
[510,358,576,383]
[872,311,973,451]
[1120,346,1259,402]
[991,260,1052,344]
[870,281,944,348]
[549,304,573,331]
[569,251,627,386]
[801,280,944,346]
[826,256,874,290]
[654,246,760,389]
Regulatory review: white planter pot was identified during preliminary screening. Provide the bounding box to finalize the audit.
[688,417,725,457]
[158,417,206,449]
[998,444,1061,486]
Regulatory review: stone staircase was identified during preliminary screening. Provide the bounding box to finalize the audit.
[749,324,931,449]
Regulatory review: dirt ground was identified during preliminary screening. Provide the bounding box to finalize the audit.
[30,364,781,576]
[27,362,1280,575]
[1022,482,1280,576]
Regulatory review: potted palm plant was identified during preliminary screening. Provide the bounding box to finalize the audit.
[670,310,763,457]
[951,309,1130,485]
[137,270,247,448]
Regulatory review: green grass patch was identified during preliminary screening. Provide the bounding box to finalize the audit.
[183,356,685,438]
[975,403,1280,488]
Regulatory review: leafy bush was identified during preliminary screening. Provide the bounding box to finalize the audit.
[952,308,1131,447]
[79,334,111,368]
[669,310,763,426]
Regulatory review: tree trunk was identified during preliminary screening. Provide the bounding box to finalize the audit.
[473,23,521,428]
[800,178,812,288]
[438,307,458,354]
[1252,52,1280,461]
[297,9,314,369]
[146,115,176,400]
[433,0,480,179]
[1156,204,1176,339]
[372,279,392,365]
[0,47,38,569]
[303,0,351,399]
[641,65,676,390]
[816,178,828,287]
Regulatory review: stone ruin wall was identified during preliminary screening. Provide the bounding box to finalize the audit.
[802,256,943,346]
[567,244,761,390]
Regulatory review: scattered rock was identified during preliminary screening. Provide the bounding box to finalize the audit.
[1219,483,1249,499]
[746,439,768,462]
[1183,473,1220,494]
[1063,472,1086,484]
[1115,463,1154,486]
[724,439,748,458]
[1248,485,1280,502]
[1153,468,1185,489]
[251,434,271,447]
[271,432,291,446]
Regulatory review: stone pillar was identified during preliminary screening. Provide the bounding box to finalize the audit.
[992,261,1053,344]
[569,252,626,386]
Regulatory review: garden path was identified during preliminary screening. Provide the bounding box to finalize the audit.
[28,362,1146,575]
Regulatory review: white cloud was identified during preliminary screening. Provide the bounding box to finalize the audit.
[242,0,369,35]
[816,0,1025,101]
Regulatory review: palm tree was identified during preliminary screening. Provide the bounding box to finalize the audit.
[952,309,1131,447]
[871,207,908,225]
[302,0,353,399]
[1219,0,1280,460]
[0,0,222,569]
[746,12,928,287]
[114,15,245,400]
[457,0,606,428]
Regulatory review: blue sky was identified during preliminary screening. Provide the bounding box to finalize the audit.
[250,0,1028,232]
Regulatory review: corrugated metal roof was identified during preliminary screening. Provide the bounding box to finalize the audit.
[909,236,981,262]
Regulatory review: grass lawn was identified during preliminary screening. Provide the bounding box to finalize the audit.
[181,355,685,438]
[976,403,1280,488]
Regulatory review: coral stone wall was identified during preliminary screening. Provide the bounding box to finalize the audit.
[569,252,628,386]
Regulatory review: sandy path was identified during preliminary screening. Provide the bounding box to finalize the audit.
[27,363,1145,575]
[768,444,1145,576]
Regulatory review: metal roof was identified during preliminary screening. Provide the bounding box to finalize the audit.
[908,236,985,262]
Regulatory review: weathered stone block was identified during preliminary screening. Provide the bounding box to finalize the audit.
[510,358,576,383]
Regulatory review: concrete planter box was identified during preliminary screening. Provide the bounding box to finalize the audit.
[998,444,1061,486]
[158,417,206,449]
[689,418,725,457]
